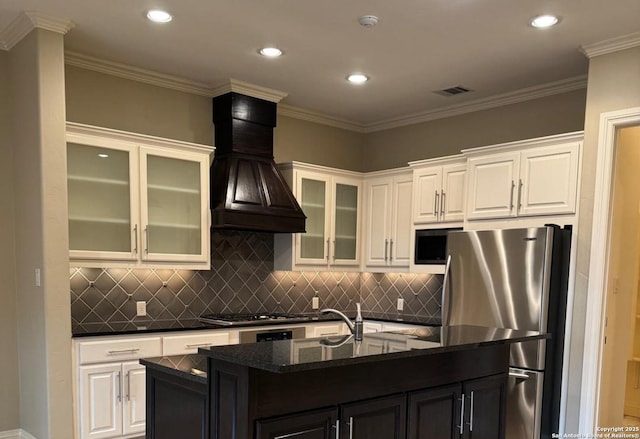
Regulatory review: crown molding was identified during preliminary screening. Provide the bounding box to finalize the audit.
[363,75,588,133]
[0,11,74,51]
[278,104,365,132]
[211,78,288,102]
[580,32,640,58]
[63,50,587,134]
[65,51,212,96]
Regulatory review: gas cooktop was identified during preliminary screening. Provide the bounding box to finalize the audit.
[198,313,313,327]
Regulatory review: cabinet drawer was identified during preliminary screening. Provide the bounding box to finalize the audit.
[310,323,345,337]
[162,332,231,356]
[78,337,162,365]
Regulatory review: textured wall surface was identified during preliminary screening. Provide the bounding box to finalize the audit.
[71,231,442,329]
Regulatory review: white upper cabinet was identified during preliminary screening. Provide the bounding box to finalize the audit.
[275,162,362,270]
[464,133,582,221]
[66,123,213,269]
[410,156,466,224]
[363,170,413,268]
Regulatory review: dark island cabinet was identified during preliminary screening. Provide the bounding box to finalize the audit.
[256,394,406,439]
[408,384,462,439]
[462,374,506,439]
[341,394,406,439]
[407,375,506,439]
[256,408,338,439]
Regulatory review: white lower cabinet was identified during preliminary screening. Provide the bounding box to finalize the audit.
[161,330,234,356]
[75,335,162,439]
[79,361,146,439]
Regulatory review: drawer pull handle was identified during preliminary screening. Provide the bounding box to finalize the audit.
[186,343,214,349]
[107,348,140,355]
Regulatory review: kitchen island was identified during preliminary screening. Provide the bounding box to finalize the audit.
[142,325,546,439]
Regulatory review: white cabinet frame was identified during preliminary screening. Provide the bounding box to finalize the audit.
[409,155,466,225]
[363,169,413,269]
[66,123,213,269]
[463,132,582,221]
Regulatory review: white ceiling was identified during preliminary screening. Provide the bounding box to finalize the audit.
[1,0,639,127]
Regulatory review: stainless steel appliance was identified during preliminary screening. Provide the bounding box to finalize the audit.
[198,312,313,326]
[238,326,306,344]
[443,225,570,439]
[414,227,462,264]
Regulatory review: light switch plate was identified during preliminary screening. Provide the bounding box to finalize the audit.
[136,301,147,317]
[312,296,319,310]
[397,298,404,311]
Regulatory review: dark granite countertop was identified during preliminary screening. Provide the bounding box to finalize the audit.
[72,312,441,337]
[140,354,208,384]
[197,325,548,373]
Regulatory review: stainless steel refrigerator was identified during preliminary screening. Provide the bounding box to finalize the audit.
[442,225,571,439]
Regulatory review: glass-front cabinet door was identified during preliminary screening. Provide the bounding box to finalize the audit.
[67,141,138,260]
[66,123,213,268]
[139,148,209,263]
[332,178,360,265]
[293,170,361,267]
[295,172,331,265]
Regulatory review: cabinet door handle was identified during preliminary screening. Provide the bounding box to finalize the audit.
[326,239,330,263]
[133,224,138,254]
[509,181,515,211]
[186,343,213,349]
[332,240,336,262]
[467,391,475,431]
[457,393,465,434]
[434,191,440,219]
[518,179,523,211]
[125,371,131,401]
[347,416,354,439]
[116,371,122,403]
[107,348,140,355]
[332,419,340,439]
[384,239,389,262]
[440,190,446,218]
[144,226,149,254]
[389,239,394,262]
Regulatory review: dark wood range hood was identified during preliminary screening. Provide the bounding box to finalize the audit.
[210,90,306,233]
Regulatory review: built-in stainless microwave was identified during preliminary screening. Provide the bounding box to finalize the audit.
[414,227,463,264]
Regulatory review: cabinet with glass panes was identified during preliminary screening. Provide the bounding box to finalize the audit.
[274,162,362,271]
[66,123,213,269]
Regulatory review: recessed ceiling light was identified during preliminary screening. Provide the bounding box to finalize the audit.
[347,73,369,84]
[97,153,109,158]
[147,9,173,23]
[259,47,283,57]
[530,14,559,28]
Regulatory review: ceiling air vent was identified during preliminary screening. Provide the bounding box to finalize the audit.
[434,86,473,97]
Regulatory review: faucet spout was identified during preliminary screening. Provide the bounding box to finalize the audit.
[319,308,355,333]
[320,303,364,341]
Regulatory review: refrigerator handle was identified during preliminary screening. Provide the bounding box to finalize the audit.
[441,254,452,326]
[509,370,531,380]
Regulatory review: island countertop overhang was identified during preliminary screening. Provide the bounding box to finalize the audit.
[197,324,548,373]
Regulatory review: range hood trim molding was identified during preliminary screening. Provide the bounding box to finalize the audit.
[211,78,288,103]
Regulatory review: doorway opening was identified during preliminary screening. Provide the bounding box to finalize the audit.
[598,125,640,428]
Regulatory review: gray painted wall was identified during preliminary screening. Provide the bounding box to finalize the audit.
[0,47,20,433]
[564,46,640,432]
[10,29,73,439]
[65,65,214,146]
[361,89,587,171]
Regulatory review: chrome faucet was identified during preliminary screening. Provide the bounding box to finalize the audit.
[320,303,364,341]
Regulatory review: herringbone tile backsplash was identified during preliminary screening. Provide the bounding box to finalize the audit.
[70,231,442,327]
